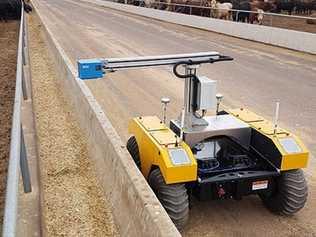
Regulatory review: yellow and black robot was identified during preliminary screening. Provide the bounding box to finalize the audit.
[78,52,308,231]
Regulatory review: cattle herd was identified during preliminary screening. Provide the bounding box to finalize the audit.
[121,0,316,24]
[0,0,314,24]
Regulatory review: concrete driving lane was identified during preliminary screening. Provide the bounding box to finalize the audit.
[33,0,316,236]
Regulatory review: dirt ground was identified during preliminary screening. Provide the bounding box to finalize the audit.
[0,20,19,231]
[28,14,119,236]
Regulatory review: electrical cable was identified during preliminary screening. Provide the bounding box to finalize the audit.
[172,55,233,79]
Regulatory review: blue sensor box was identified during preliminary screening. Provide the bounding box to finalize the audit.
[78,59,103,79]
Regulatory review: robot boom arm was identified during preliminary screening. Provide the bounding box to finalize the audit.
[77,52,233,80]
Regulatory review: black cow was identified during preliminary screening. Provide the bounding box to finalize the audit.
[275,0,314,15]
[0,0,31,22]
[0,2,9,21]
[275,0,294,14]
[232,0,251,22]
[0,1,21,21]
[23,0,32,13]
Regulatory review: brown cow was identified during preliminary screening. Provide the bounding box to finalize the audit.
[249,0,276,23]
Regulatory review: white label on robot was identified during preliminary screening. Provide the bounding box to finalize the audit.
[252,180,268,190]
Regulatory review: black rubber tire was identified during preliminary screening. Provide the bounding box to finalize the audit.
[148,169,189,231]
[126,136,141,170]
[260,169,308,215]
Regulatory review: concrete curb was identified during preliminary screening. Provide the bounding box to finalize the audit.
[87,0,316,54]
[30,1,181,236]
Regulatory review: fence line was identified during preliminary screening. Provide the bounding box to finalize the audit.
[2,3,32,237]
[124,0,316,22]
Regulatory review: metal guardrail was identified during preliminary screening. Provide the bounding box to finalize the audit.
[2,3,32,237]
[121,0,316,26]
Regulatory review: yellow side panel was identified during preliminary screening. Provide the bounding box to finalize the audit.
[158,146,197,184]
[229,108,264,122]
[273,134,309,170]
[128,117,159,178]
[128,116,197,184]
[281,153,309,170]
[250,120,287,135]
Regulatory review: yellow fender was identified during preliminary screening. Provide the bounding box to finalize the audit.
[128,116,197,184]
[230,108,309,171]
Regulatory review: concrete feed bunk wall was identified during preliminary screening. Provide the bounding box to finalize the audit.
[31,1,180,237]
[87,0,316,54]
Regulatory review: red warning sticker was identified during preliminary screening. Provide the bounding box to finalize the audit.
[252,180,268,190]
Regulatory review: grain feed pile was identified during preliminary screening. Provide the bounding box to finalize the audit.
[28,14,119,236]
[0,20,19,231]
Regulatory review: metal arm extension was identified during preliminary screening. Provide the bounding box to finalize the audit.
[77,52,232,79]
[103,51,221,71]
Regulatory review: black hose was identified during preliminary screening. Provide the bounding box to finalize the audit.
[172,55,233,79]
[172,60,195,79]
